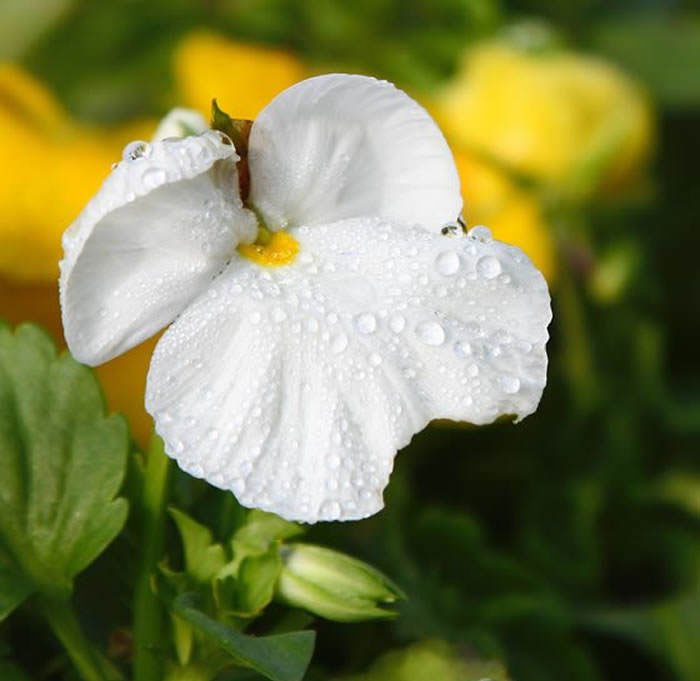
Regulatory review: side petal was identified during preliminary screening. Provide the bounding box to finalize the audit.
[248,74,462,233]
[146,218,550,523]
[60,131,257,366]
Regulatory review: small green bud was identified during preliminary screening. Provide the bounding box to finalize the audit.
[276,543,404,622]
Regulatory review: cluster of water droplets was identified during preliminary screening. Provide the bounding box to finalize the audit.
[148,216,550,522]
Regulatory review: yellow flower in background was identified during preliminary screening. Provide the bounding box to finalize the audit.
[0,64,152,282]
[0,38,305,445]
[455,151,555,281]
[0,63,157,443]
[432,41,654,197]
[174,31,306,119]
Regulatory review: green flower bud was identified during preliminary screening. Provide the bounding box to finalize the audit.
[276,543,405,622]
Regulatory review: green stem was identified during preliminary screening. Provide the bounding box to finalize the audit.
[37,596,114,681]
[133,435,172,681]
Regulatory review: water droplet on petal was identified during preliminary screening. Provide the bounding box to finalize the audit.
[271,307,287,323]
[122,140,150,161]
[355,312,377,334]
[369,353,383,366]
[415,320,445,346]
[320,500,341,520]
[435,251,460,276]
[454,340,472,359]
[389,314,406,334]
[142,166,166,189]
[477,256,502,279]
[331,333,349,354]
[468,225,493,242]
[500,374,521,394]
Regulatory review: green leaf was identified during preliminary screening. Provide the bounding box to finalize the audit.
[169,507,227,584]
[170,591,315,681]
[0,322,128,618]
[216,545,282,617]
[231,510,303,571]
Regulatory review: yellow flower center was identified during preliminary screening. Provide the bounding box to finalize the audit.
[238,226,299,267]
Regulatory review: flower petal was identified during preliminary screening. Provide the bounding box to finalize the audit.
[60,131,257,366]
[146,218,550,523]
[248,74,462,233]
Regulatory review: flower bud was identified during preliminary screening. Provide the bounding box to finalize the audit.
[276,543,404,622]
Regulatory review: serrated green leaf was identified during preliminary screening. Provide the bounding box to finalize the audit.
[170,591,315,681]
[169,507,228,584]
[0,322,128,618]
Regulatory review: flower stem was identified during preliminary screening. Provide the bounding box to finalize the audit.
[133,435,172,681]
[37,596,117,681]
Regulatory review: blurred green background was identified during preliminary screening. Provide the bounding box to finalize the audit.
[1,0,699,680]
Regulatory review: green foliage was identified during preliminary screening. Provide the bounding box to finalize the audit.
[167,591,315,681]
[589,13,700,110]
[0,322,128,618]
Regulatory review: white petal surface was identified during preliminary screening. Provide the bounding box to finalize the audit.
[248,74,462,233]
[146,218,550,523]
[60,131,257,366]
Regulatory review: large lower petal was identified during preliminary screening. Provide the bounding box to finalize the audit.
[60,131,257,366]
[146,218,550,523]
[248,74,462,233]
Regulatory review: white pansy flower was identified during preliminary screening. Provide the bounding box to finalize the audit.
[60,74,551,523]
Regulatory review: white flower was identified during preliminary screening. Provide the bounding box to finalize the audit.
[60,74,551,523]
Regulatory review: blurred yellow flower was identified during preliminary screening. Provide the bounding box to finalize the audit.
[0,37,305,445]
[455,151,555,281]
[433,41,654,197]
[174,31,306,119]
[0,64,152,282]
[0,62,156,443]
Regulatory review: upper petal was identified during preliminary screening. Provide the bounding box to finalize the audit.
[60,131,257,366]
[248,74,462,233]
[146,217,550,523]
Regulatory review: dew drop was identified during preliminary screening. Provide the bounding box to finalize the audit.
[271,307,287,323]
[389,314,406,334]
[320,500,341,519]
[500,374,521,394]
[415,320,446,346]
[331,333,349,354]
[142,166,166,189]
[355,312,377,334]
[122,140,150,161]
[476,256,502,279]
[454,340,472,359]
[468,225,493,242]
[435,250,460,276]
[369,353,383,367]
